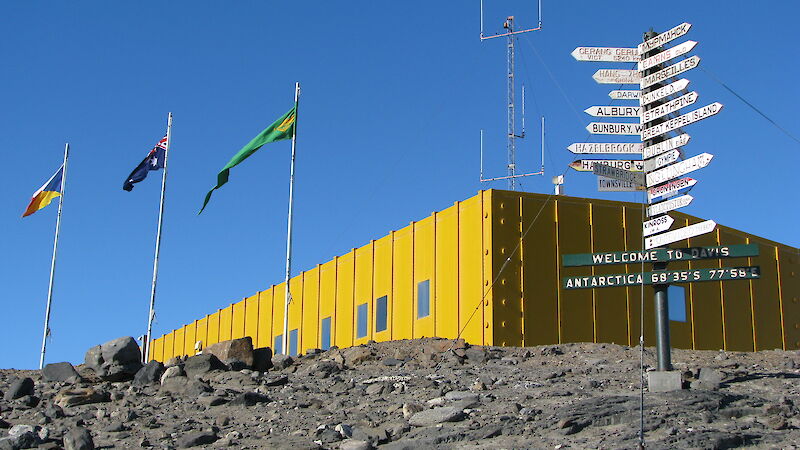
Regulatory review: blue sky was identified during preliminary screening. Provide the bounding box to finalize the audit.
[2,1,797,369]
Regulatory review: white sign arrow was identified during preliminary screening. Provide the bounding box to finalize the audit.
[638,40,698,71]
[641,91,699,123]
[593,69,640,84]
[647,177,697,203]
[586,122,642,135]
[646,153,713,187]
[647,194,693,217]
[640,79,690,106]
[643,149,680,172]
[570,159,644,172]
[572,46,639,62]
[641,103,723,141]
[597,176,644,192]
[638,22,693,54]
[609,90,640,100]
[645,220,716,250]
[567,142,643,154]
[593,163,645,185]
[643,215,675,237]
[585,105,641,117]
[640,56,700,89]
[642,134,690,159]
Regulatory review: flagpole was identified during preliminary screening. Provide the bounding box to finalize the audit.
[282,83,300,356]
[144,112,172,362]
[39,143,69,369]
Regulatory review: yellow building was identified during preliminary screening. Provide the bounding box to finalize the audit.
[149,190,800,362]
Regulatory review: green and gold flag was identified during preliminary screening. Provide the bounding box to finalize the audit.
[199,106,296,213]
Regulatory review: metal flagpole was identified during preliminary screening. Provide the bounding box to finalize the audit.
[282,82,300,356]
[144,112,173,363]
[39,143,69,369]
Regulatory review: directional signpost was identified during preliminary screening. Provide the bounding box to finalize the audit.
[567,142,643,154]
[585,105,641,117]
[597,177,644,192]
[593,162,645,185]
[567,23,745,389]
[643,149,680,172]
[593,69,640,84]
[648,177,697,203]
[643,215,674,237]
[645,220,717,250]
[647,194,693,217]
[586,122,642,135]
[640,55,701,89]
[572,46,639,62]
[641,103,723,140]
[569,159,643,172]
[640,78,690,106]
[609,90,640,100]
[643,134,690,159]
[646,153,713,187]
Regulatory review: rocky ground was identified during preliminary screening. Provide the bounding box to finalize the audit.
[1,337,799,449]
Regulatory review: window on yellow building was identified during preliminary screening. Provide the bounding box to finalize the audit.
[321,317,332,350]
[289,329,298,356]
[376,295,388,332]
[417,279,430,318]
[357,303,368,338]
[274,334,283,355]
[668,285,687,322]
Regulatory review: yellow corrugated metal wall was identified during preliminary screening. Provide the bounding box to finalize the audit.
[150,190,797,362]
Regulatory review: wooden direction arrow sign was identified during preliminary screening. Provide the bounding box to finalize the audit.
[562,244,760,267]
[643,214,674,237]
[645,220,716,250]
[567,142,643,154]
[647,194,693,217]
[646,153,713,187]
[640,55,700,89]
[640,79,690,106]
[642,103,723,141]
[643,149,680,172]
[642,134,690,159]
[609,90,640,100]
[593,69,640,84]
[593,163,645,185]
[585,106,641,117]
[572,46,639,62]
[638,22,692,54]
[597,176,644,191]
[587,122,642,135]
[638,40,698,71]
[648,177,697,203]
[642,91,699,123]
[570,159,643,172]
[563,265,759,289]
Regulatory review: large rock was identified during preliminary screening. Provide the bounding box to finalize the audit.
[183,353,226,377]
[202,337,254,369]
[176,430,218,448]
[133,360,165,387]
[3,377,34,400]
[54,387,110,408]
[42,362,81,383]
[408,406,466,427]
[253,347,274,372]
[84,337,143,381]
[63,427,94,450]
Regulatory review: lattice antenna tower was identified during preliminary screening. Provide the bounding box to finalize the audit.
[479,0,544,190]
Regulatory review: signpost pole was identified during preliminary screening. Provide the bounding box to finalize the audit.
[641,30,672,372]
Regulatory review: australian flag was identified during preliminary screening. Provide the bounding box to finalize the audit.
[123,135,168,191]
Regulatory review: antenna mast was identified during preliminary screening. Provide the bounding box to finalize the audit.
[479,0,544,190]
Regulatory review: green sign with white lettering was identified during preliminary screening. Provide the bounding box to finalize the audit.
[562,244,759,267]
[562,266,760,290]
